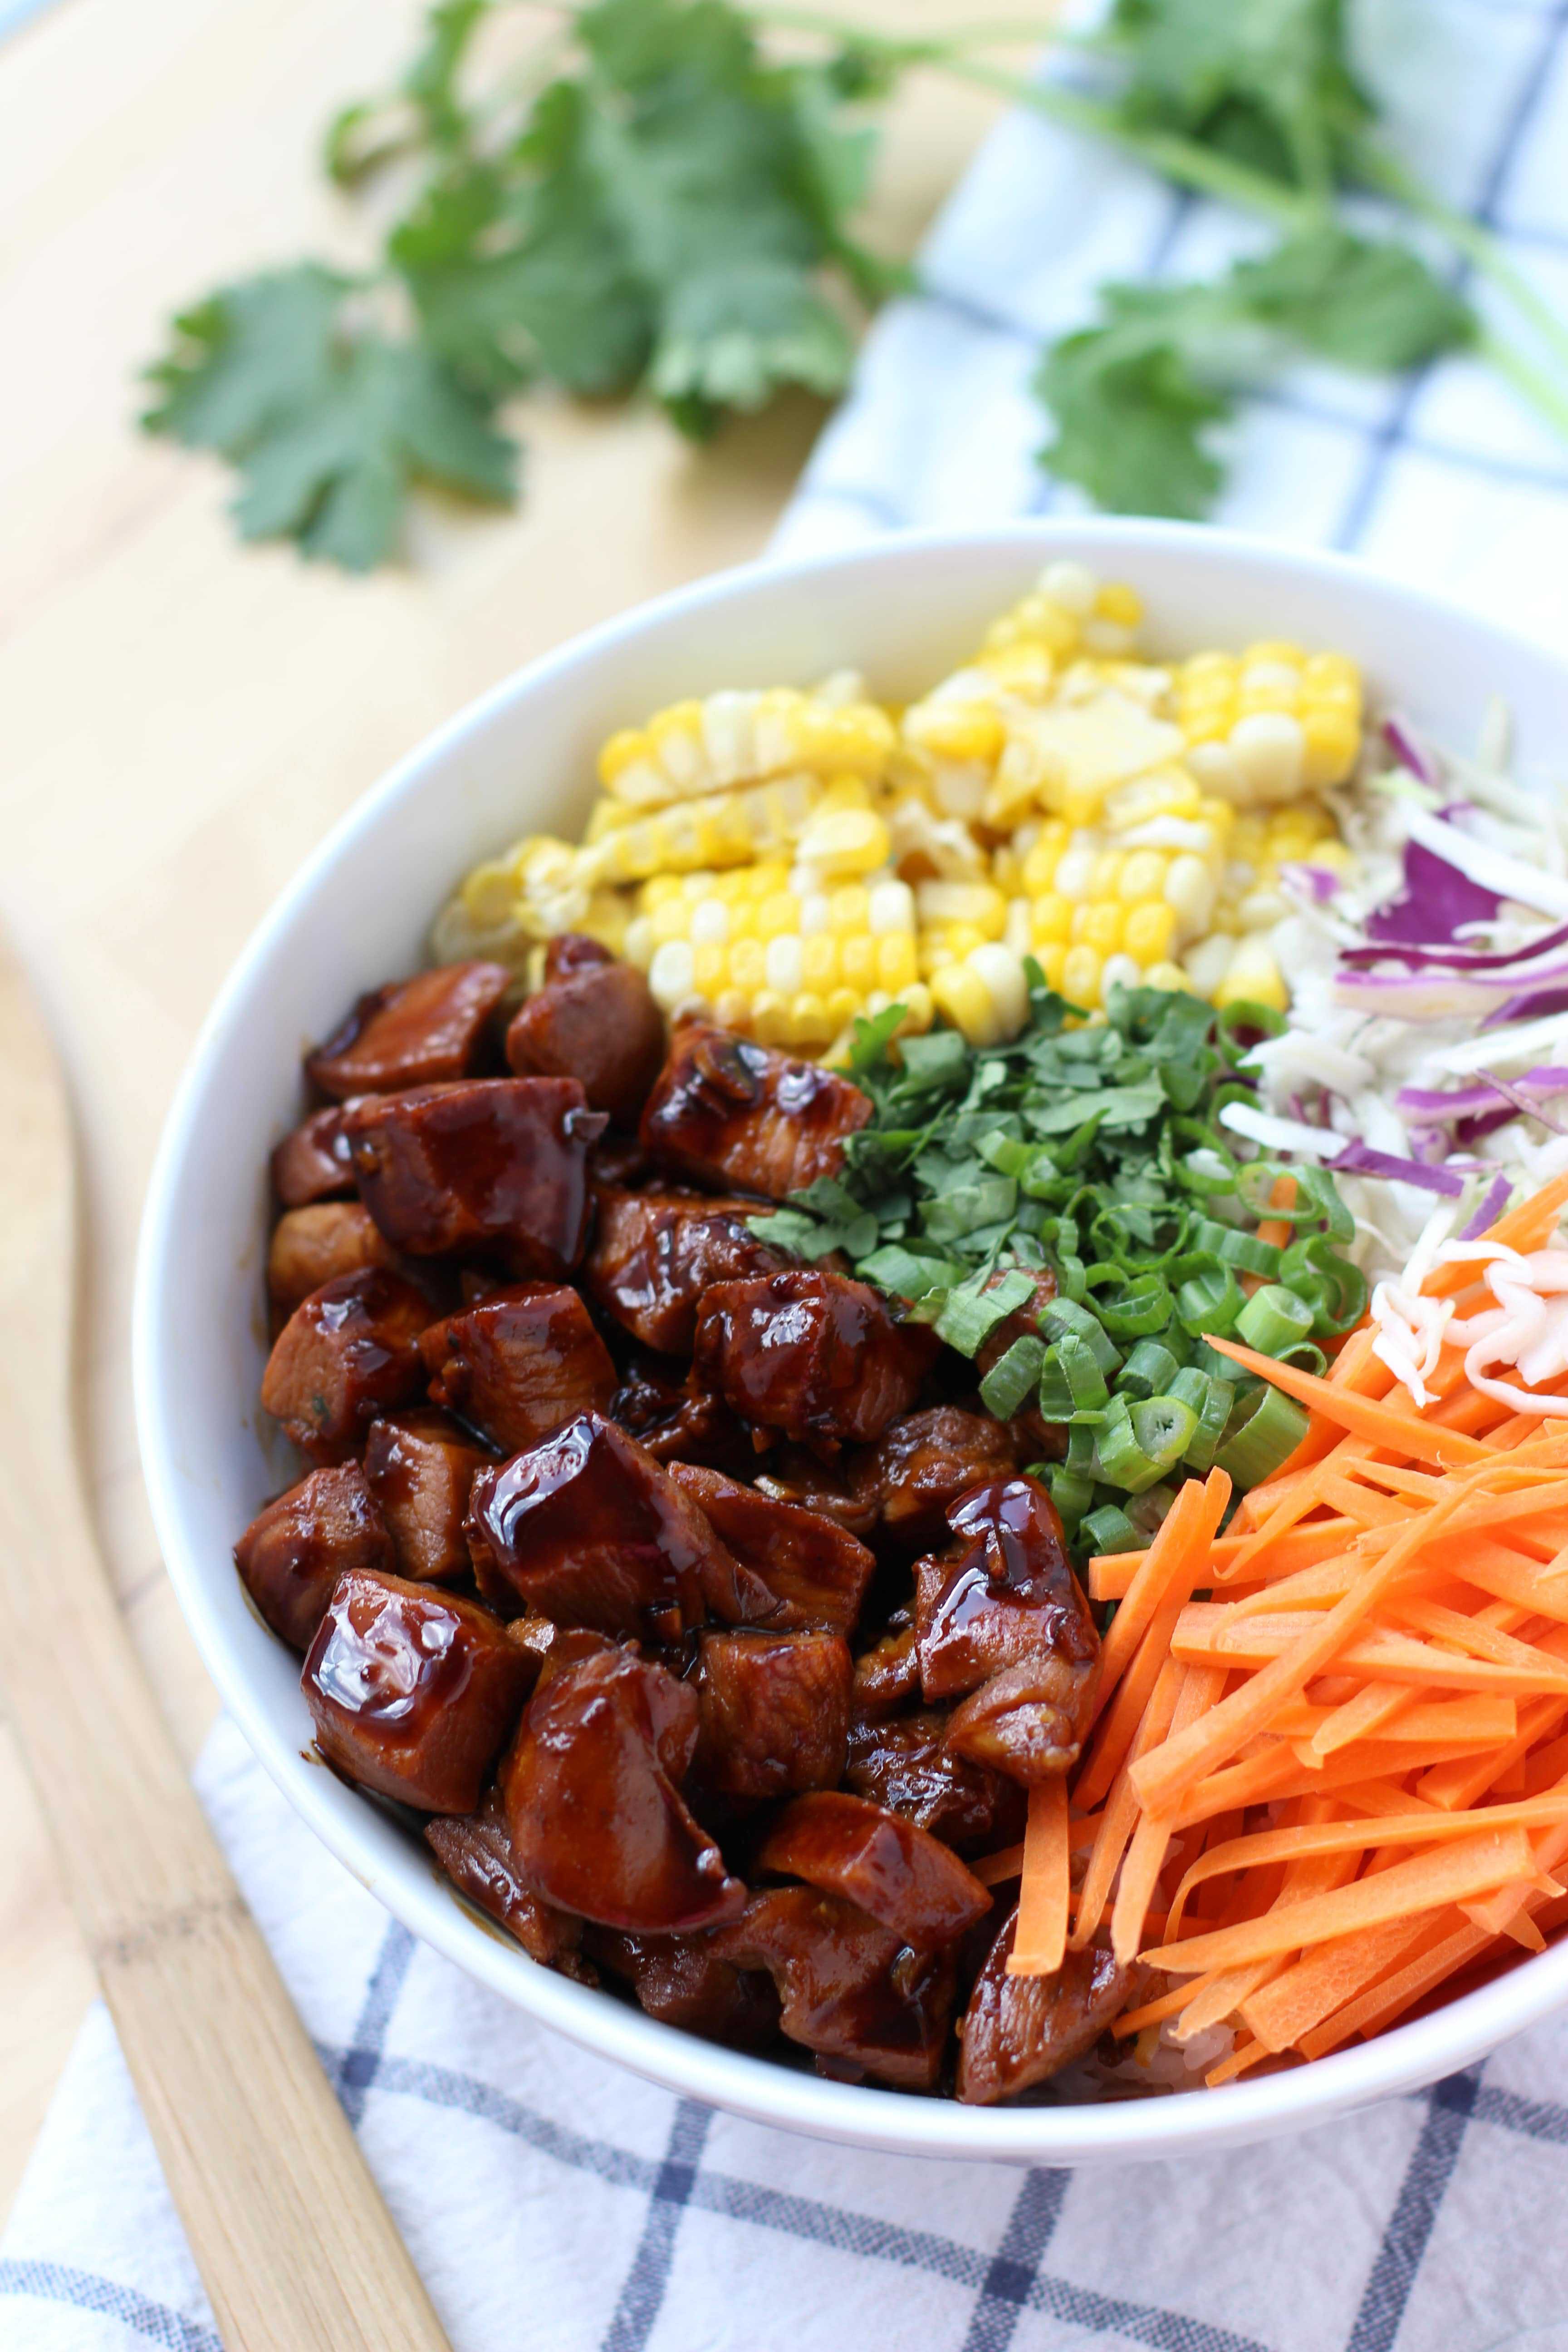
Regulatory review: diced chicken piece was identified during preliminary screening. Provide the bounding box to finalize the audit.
[585,1189,788,1356]
[752,1447,880,1538]
[420,1283,616,1454]
[607,1356,757,1473]
[268,1201,398,1320]
[956,1907,1133,2106]
[755,1790,990,1950]
[640,1023,871,1200]
[302,1568,530,1812]
[363,1410,493,1582]
[425,1790,592,1978]
[306,960,511,1100]
[270,1103,359,1208]
[343,1078,605,1275]
[915,1478,1100,1784]
[695,1630,852,1803]
[234,1463,393,1651]
[501,1646,747,1934]
[505,939,666,1129]
[844,1713,1025,1857]
[587,1928,779,2049]
[505,1615,612,1686]
[260,1268,434,1463]
[712,1887,955,2090]
[695,1269,937,1453]
[851,1619,920,1719]
[668,1463,875,1635]
[464,1411,770,1635]
[862,1408,1021,1548]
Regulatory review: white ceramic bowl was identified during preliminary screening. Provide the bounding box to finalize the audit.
[136,518,1568,2166]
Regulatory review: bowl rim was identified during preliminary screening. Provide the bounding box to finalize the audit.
[134,514,1568,2162]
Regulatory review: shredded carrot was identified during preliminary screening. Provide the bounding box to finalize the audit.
[1092,1472,1230,1716]
[1072,1658,1184,1948]
[1109,1666,1223,1963]
[1008,1776,1070,1976]
[1205,1338,1495,1468]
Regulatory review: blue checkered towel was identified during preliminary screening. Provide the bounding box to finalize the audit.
[11,5,1568,2346]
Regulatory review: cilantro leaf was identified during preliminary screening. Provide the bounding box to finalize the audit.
[1107,0,1372,192]
[142,265,515,569]
[1035,229,1474,516]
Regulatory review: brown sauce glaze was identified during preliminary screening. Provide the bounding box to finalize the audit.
[421,1283,617,1454]
[694,1269,938,1452]
[270,1102,360,1209]
[667,1462,875,1634]
[260,1268,435,1463]
[586,1928,780,2048]
[956,1908,1134,2105]
[302,1568,531,1812]
[755,1790,991,1950]
[694,1630,852,1803]
[585,1188,788,1356]
[844,1713,1025,1857]
[306,961,511,1100]
[364,1409,494,1582]
[425,1790,593,1977]
[639,1023,872,1200]
[712,1887,955,2089]
[267,1201,397,1322]
[234,1462,393,1651]
[505,946,666,1128]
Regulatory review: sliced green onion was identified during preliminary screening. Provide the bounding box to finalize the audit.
[1047,1462,1095,1529]
[854,1244,962,1298]
[1091,1393,1197,1493]
[1116,1339,1181,1400]
[1175,1260,1245,1339]
[1038,1334,1110,1420]
[1215,1385,1311,1488]
[1235,1282,1317,1356]
[1125,1482,1176,1542]
[1084,1267,1174,1337]
[1167,1367,1235,1472]
[1187,1338,1253,1387]
[979,1334,1047,1420]
[1191,1216,1283,1278]
[1065,1423,1098,1472]
[1082,1503,1142,1556]
[1132,1395,1200,1477]
[1041,1296,1122,1376]
[923,1175,1019,1246]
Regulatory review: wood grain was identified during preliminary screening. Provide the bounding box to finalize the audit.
[0,934,455,2350]
[0,0,1002,2225]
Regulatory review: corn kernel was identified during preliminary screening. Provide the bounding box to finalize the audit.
[1301,707,1362,789]
[1060,944,1101,1008]
[795,806,892,877]
[915,881,1007,936]
[1104,769,1202,831]
[868,878,916,933]
[841,936,878,992]
[729,937,766,993]
[756,892,798,941]
[598,728,647,787]
[1053,839,1098,902]
[1090,850,1126,897]
[1215,940,1288,1014]
[1230,711,1306,803]
[1125,901,1177,963]
[1073,902,1124,955]
[692,941,727,995]
[803,935,839,991]
[829,885,872,937]
[1183,933,1236,998]
[1095,581,1143,628]
[648,940,697,1011]
[1032,892,1074,945]
[877,934,919,992]
[753,991,792,1047]
[1102,952,1143,998]
[1034,942,1068,991]
[1165,853,1217,941]
[1021,836,1065,894]
[714,988,750,1031]
[929,963,992,1044]
[1145,960,1192,995]
[826,987,862,1033]
[1118,849,1169,903]
[1039,560,1098,616]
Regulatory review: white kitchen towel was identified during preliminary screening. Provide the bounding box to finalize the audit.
[10,4,1568,2347]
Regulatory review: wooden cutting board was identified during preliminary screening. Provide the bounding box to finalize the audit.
[0,0,1000,2225]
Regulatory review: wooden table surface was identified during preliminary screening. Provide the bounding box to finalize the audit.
[0,0,1001,2228]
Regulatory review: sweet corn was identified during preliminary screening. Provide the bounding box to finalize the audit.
[600,684,897,812]
[1175,642,1364,797]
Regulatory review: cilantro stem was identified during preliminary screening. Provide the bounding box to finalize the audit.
[1353,137,1568,384]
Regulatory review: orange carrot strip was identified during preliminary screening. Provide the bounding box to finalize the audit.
[1161,1798,1568,1945]
[1075,1588,1192,1813]
[1238,1916,1434,2053]
[1462,1814,1568,1938]
[1168,1608,1568,1695]
[970,1842,1025,1886]
[1306,1681,1416,1760]
[1207,2036,1267,2085]
[1171,1962,1279,2042]
[1088,1518,1358,1602]
[1109,1666,1224,1964]
[1112,1982,1193,2036]
[1174,1739,1517,1828]
[1092,1473,1227,1718]
[1132,1490,1482,1816]
[1142,1828,1534,1975]
[1205,1338,1495,1468]
[1072,1658,1184,1949]
[1421,1170,1568,1298]
[1299,1917,1491,2057]
[1009,1776,1071,1976]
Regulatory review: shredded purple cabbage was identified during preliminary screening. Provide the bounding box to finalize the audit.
[1482,985,1568,1030]
[1364,835,1503,947]
[1329,1142,1467,1195]
[1279,862,1340,905]
[1382,715,1437,787]
[1460,1173,1514,1239]
[1341,917,1568,973]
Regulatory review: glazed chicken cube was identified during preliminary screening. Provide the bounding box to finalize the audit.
[862,1408,1021,1549]
[464,1411,770,1635]
[302,1568,531,1812]
[607,1356,756,1473]
[694,1269,937,1451]
[233,1462,393,1651]
[270,1102,359,1208]
[587,1929,779,2048]
[425,1790,591,1977]
[504,937,666,1129]
[363,1410,494,1582]
[668,1463,876,1634]
[639,1023,871,1200]
[915,1478,1101,1784]
[420,1283,617,1454]
[956,1908,1133,2106]
[712,1887,955,2090]
[844,1712,1024,1857]
[584,1188,788,1357]
[694,1630,852,1803]
[305,960,511,1100]
[501,1646,747,1934]
[267,1201,398,1321]
[751,1446,880,1539]
[343,1078,605,1275]
[755,1791,990,1950]
[260,1268,435,1463]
